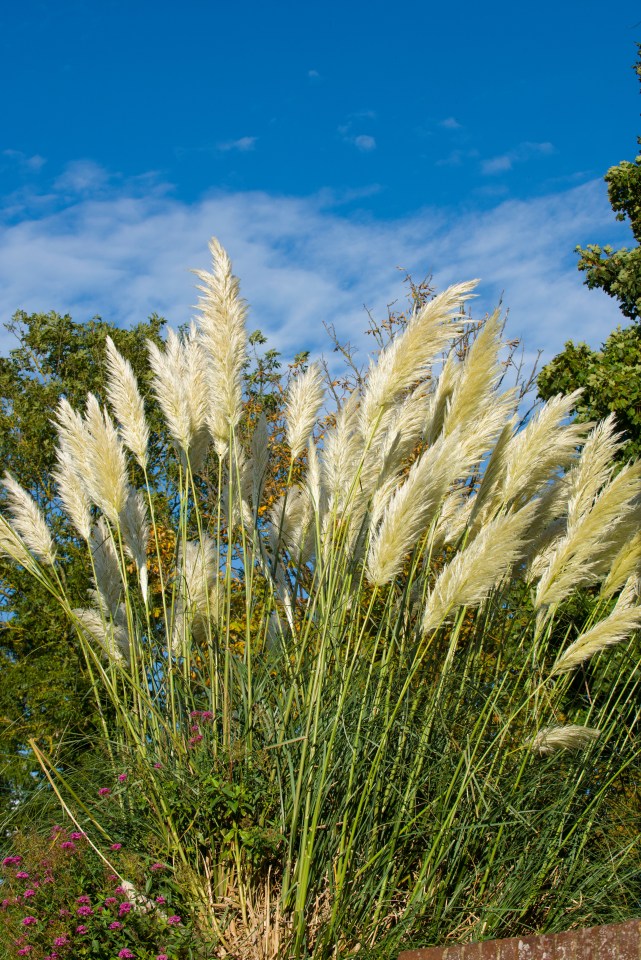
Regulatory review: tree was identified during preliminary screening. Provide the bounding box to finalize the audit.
[538,46,641,457]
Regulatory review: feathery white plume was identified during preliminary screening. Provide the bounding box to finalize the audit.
[500,391,588,508]
[2,473,56,565]
[147,332,193,455]
[105,336,149,469]
[285,362,325,460]
[53,447,92,541]
[194,238,248,456]
[83,394,129,525]
[531,725,601,755]
[0,515,39,570]
[552,579,641,675]
[422,503,535,633]
[360,281,475,439]
[73,607,130,666]
[367,430,461,585]
[534,459,641,610]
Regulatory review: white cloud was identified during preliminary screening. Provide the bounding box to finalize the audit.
[0,167,632,375]
[307,69,320,79]
[3,149,46,172]
[54,159,111,193]
[436,148,479,167]
[353,135,376,152]
[217,137,257,153]
[440,117,461,130]
[482,141,555,175]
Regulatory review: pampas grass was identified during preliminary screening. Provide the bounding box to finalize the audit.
[4,238,641,959]
[105,335,149,470]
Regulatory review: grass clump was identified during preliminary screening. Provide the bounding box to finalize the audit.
[1,239,641,959]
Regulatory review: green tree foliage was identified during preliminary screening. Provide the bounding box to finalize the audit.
[538,46,641,459]
[0,310,166,819]
[537,326,641,462]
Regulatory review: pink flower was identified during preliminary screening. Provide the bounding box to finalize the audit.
[1,898,10,908]
[167,914,181,925]
[43,954,59,960]
[17,949,32,956]
[2,855,22,866]
[59,908,70,917]
[155,895,166,904]
[108,920,122,929]
[76,895,91,904]
[157,955,169,960]
[153,762,162,768]
[15,871,29,879]
[107,874,119,882]
[21,917,37,926]
[201,710,214,720]
[117,772,127,782]
[60,841,76,851]
[77,905,93,916]
[76,924,88,934]
[69,831,84,840]
[114,886,126,895]
[150,862,166,871]
[98,787,111,796]
[104,897,117,906]
[189,710,200,718]
[110,843,122,851]
[119,901,132,915]
[43,875,54,884]
[118,950,135,959]
[23,889,36,898]
[53,936,69,947]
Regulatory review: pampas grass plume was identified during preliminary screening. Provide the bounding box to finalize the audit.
[422,502,536,633]
[531,725,601,755]
[2,473,56,565]
[105,336,149,469]
[285,362,325,461]
[552,579,641,675]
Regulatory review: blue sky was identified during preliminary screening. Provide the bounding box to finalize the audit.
[1,0,640,369]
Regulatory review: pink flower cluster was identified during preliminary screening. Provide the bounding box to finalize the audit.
[2,856,23,867]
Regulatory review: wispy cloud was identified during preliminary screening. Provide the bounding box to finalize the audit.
[436,148,479,168]
[339,114,377,152]
[0,164,631,372]
[440,117,461,130]
[353,135,376,152]
[217,136,257,153]
[482,141,555,175]
[3,149,46,172]
[53,159,112,194]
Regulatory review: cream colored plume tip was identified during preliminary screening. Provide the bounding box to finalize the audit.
[530,724,601,755]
